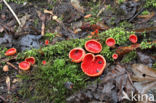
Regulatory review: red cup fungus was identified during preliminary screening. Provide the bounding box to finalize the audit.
[69,48,85,63]
[45,40,49,45]
[85,39,102,53]
[129,34,138,43]
[19,61,31,71]
[25,57,36,65]
[112,53,118,60]
[105,37,116,47]
[5,48,17,56]
[42,60,46,65]
[81,53,106,77]
[94,29,99,34]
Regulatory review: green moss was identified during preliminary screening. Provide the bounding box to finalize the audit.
[116,0,126,4]
[141,10,150,15]
[106,4,113,10]
[84,1,101,24]
[0,47,7,65]
[0,4,2,10]
[15,28,136,102]
[99,27,134,46]
[44,32,56,41]
[119,21,133,29]
[153,62,156,69]
[121,51,137,63]
[16,39,88,102]
[6,0,27,4]
[34,18,39,27]
[17,61,87,103]
[140,41,156,49]
[145,0,156,8]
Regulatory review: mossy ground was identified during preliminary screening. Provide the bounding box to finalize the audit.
[0,27,155,102]
[12,27,144,102]
[0,0,156,102]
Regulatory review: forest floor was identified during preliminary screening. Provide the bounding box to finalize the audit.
[0,0,156,103]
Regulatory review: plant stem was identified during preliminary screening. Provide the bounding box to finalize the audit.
[2,0,22,27]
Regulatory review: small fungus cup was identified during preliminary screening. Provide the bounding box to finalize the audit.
[85,39,102,53]
[69,48,85,63]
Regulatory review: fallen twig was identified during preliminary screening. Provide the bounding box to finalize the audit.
[116,40,156,56]
[134,27,156,33]
[6,61,18,70]
[0,96,7,103]
[128,7,145,22]
[0,56,17,64]
[137,12,155,24]
[41,15,46,36]
[2,0,22,27]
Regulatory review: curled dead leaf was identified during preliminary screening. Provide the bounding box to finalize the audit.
[71,0,84,13]
[134,81,156,94]
[131,64,156,82]
[84,14,92,19]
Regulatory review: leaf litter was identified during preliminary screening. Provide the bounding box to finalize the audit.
[66,65,137,103]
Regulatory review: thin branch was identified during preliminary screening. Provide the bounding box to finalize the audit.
[7,62,18,70]
[2,0,22,27]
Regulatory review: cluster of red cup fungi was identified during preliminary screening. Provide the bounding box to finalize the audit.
[18,57,36,71]
[4,33,137,72]
[69,39,106,77]
[69,34,138,77]
[4,48,36,71]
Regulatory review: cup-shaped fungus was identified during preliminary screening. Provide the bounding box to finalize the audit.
[85,39,102,53]
[42,60,46,65]
[81,53,106,77]
[19,61,31,71]
[69,48,85,63]
[5,48,17,56]
[129,34,138,43]
[105,37,116,47]
[25,57,36,65]
[112,53,118,60]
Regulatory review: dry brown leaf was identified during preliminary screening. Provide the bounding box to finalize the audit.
[44,9,54,15]
[131,64,156,82]
[96,22,109,30]
[67,65,137,103]
[16,13,31,34]
[12,78,21,83]
[71,0,84,13]
[134,81,156,94]
[84,14,92,19]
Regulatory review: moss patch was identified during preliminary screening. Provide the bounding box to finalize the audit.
[6,0,27,4]
[121,51,137,63]
[145,0,156,8]
[13,27,155,102]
